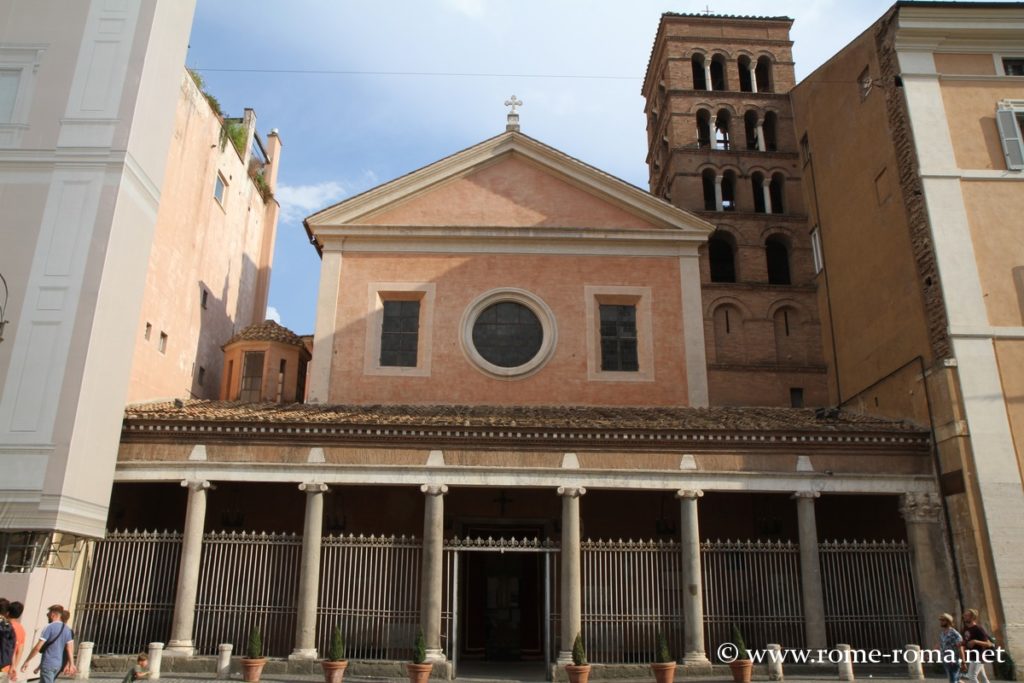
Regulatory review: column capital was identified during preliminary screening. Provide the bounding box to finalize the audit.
[180,480,212,491]
[557,486,586,498]
[420,484,449,496]
[299,482,329,493]
[791,490,820,500]
[762,178,772,187]
[676,489,704,500]
[899,492,943,523]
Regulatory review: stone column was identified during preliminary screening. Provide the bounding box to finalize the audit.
[677,490,711,666]
[714,175,724,212]
[166,480,211,656]
[557,486,586,664]
[793,491,827,650]
[420,484,448,663]
[749,65,759,93]
[704,64,713,91]
[762,178,773,214]
[900,493,958,643]
[706,120,716,149]
[755,119,766,152]
[291,482,328,660]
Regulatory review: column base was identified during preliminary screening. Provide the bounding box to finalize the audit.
[682,652,712,669]
[163,641,194,657]
[424,648,447,664]
[556,651,573,666]
[288,649,319,661]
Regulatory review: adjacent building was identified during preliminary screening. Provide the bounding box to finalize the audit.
[789,0,1024,661]
[0,0,282,648]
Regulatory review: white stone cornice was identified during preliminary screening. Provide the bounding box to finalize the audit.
[119,462,939,495]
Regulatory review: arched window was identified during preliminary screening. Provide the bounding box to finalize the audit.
[766,236,791,285]
[696,109,712,148]
[770,173,786,214]
[713,304,745,364]
[721,170,737,211]
[715,109,731,150]
[763,111,778,152]
[751,172,767,213]
[744,110,759,150]
[710,54,728,91]
[691,54,707,90]
[738,55,753,92]
[756,56,773,92]
[773,307,803,363]
[702,169,717,211]
[708,231,737,282]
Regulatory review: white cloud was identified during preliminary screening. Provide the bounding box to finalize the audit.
[265,305,282,324]
[276,181,348,223]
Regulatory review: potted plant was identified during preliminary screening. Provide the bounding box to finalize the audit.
[651,632,676,683]
[406,629,432,683]
[241,625,267,683]
[322,626,348,683]
[728,625,752,683]
[565,632,591,683]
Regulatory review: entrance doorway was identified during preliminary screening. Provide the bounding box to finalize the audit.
[445,524,555,679]
[462,552,542,661]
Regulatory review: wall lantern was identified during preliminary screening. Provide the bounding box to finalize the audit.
[0,273,9,343]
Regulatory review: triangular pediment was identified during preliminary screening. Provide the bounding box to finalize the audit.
[306,132,714,238]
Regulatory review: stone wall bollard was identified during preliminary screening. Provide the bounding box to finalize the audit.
[837,643,854,681]
[76,642,94,679]
[766,643,784,681]
[905,645,924,680]
[148,642,164,681]
[217,643,234,679]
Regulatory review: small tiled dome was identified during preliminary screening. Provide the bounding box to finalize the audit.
[223,319,306,349]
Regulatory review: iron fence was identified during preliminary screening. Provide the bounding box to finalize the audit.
[76,530,181,654]
[702,539,805,658]
[316,534,422,660]
[819,539,919,650]
[193,531,301,656]
[581,539,685,664]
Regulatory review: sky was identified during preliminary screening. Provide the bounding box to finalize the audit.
[184,0,927,334]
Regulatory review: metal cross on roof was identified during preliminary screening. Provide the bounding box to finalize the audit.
[703,5,714,15]
[504,95,522,114]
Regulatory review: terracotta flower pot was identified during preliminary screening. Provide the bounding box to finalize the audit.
[729,659,753,683]
[241,657,267,683]
[322,660,349,683]
[566,663,592,683]
[651,661,677,683]
[407,662,433,683]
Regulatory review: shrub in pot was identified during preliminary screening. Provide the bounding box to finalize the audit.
[650,632,676,683]
[728,625,752,683]
[240,625,267,683]
[406,629,432,683]
[321,626,348,683]
[565,632,591,683]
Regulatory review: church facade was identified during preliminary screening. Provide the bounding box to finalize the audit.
[85,128,950,678]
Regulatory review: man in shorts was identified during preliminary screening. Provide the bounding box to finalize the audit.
[20,605,76,683]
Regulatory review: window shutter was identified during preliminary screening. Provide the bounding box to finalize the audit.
[996,108,1024,170]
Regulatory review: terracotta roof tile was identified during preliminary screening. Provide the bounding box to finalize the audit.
[223,320,306,349]
[124,400,922,434]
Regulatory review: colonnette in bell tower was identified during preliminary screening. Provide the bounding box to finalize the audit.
[642,13,828,407]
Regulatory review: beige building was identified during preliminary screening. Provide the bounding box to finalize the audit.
[0,0,281,648]
[127,74,282,403]
[790,0,1024,661]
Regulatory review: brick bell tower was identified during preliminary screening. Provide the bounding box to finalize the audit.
[643,12,828,407]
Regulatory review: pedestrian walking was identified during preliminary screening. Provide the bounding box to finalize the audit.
[961,609,994,683]
[19,605,76,683]
[0,599,17,683]
[939,612,965,683]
